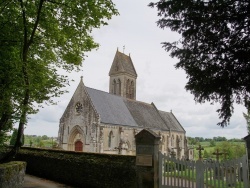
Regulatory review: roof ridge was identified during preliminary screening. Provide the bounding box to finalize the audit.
[169,112,186,133]
[86,86,127,99]
[151,102,171,130]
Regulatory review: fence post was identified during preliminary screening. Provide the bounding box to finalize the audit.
[135,129,161,188]
[196,160,204,188]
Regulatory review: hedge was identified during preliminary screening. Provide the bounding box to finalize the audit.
[15,147,137,188]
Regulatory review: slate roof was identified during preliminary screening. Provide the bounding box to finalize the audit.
[123,99,167,130]
[86,87,185,132]
[86,87,137,127]
[109,50,137,77]
[158,111,185,132]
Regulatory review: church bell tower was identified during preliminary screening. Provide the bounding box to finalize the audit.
[109,49,137,100]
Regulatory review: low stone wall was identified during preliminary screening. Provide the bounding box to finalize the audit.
[16,147,137,188]
[0,161,26,188]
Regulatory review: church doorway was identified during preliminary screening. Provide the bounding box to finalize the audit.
[75,140,83,151]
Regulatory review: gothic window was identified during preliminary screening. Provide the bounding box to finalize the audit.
[118,79,121,95]
[130,81,134,99]
[161,136,165,151]
[92,124,96,133]
[171,135,174,147]
[126,79,130,97]
[179,136,183,148]
[176,135,179,148]
[113,79,117,94]
[108,131,113,148]
[85,126,88,135]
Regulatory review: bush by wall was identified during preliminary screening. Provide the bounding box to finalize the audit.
[0,161,26,188]
[15,147,136,188]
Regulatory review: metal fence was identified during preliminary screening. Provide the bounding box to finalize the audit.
[159,152,249,188]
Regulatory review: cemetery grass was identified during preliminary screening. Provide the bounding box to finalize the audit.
[194,141,246,161]
[164,169,244,188]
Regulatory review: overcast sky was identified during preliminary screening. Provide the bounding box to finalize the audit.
[22,0,248,139]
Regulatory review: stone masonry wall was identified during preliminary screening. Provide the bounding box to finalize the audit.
[0,161,26,188]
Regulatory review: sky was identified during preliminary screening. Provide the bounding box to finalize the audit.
[22,0,248,139]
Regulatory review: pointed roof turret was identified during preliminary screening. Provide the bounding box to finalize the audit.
[109,50,137,78]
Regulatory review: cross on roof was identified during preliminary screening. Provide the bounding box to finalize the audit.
[212,149,226,161]
[196,144,204,160]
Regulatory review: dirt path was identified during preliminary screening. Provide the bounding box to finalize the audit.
[23,174,72,188]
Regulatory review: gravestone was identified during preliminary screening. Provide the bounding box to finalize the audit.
[135,129,160,188]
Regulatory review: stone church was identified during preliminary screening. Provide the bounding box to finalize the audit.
[58,50,190,159]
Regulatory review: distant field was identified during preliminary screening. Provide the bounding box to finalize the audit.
[193,141,246,161]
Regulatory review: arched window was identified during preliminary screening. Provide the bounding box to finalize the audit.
[176,135,179,148]
[118,79,121,95]
[130,81,134,99]
[126,79,130,98]
[171,135,174,147]
[113,79,117,94]
[179,136,182,148]
[85,126,88,135]
[108,131,113,148]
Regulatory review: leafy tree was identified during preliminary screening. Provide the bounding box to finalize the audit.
[29,140,33,147]
[0,0,118,162]
[243,109,250,134]
[0,129,10,151]
[209,140,216,147]
[9,128,24,146]
[149,0,250,127]
[216,141,246,160]
[203,150,211,159]
[187,137,197,145]
[41,135,49,140]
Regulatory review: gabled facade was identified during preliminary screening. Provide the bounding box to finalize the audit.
[58,50,188,158]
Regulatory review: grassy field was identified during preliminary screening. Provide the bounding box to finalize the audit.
[192,141,246,161]
[23,135,57,148]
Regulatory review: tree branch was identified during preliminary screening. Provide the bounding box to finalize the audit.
[27,0,45,48]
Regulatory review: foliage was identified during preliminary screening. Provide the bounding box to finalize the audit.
[203,149,211,158]
[0,0,118,161]
[9,129,24,146]
[243,109,250,134]
[209,140,216,147]
[187,137,198,145]
[16,148,137,188]
[192,139,246,160]
[24,135,56,148]
[213,136,227,142]
[165,161,176,172]
[214,141,246,160]
[0,130,10,152]
[149,0,250,127]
